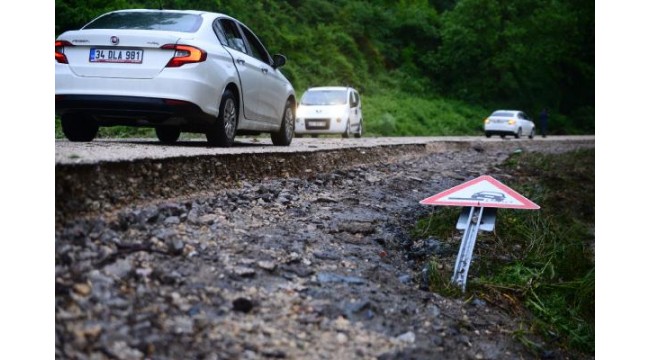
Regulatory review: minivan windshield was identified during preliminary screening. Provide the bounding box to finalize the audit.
[83,12,203,32]
[301,90,347,106]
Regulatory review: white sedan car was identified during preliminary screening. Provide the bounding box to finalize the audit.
[55,9,296,147]
[294,87,363,138]
[483,110,535,139]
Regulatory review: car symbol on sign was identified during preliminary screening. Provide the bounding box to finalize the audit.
[470,191,506,202]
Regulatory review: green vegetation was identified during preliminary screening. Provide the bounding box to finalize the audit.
[55,0,594,138]
[414,149,595,355]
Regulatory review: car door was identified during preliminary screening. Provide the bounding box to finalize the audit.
[521,112,533,133]
[216,18,264,121]
[350,90,361,129]
[237,24,287,124]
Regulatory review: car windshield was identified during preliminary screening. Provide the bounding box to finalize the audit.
[83,12,203,32]
[301,90,347,105]
[491,111,514,117]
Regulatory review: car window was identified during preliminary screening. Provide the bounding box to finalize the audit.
[219,19,247,54]
[239,25,271,65]
[353,91,360,107]
[213,20,228,46]
[301,90,348,105]
[83,12,203,32]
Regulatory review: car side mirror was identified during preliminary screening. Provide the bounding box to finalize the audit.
[272,54,286,69]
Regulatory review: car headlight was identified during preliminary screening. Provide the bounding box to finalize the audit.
[296,106,306,118]
[484,118,490,124]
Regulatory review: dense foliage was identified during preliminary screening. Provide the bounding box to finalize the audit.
[55,0,594,135]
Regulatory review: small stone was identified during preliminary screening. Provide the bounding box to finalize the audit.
[72,283,91,296]
[257,260,277,272]
[336,332,348,343]
[164,216,180,225]
[233,266,256,278]
[233,297,254,313]
[397,331,416,343]
[169,239,185,255]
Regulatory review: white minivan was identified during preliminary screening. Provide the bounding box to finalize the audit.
[294,86,363,138]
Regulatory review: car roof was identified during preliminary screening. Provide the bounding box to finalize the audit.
[306,86,354,92]
[108,9,213,15]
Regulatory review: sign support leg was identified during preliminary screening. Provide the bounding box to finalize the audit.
[451,206,484,292]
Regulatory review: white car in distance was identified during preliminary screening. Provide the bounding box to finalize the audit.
[483,110,535,139]
[294,87,363,138]
[55,9,296,147]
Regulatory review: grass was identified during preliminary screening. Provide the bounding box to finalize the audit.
[413,149,595,355]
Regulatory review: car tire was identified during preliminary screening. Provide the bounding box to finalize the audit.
[61,114,98,142]
[500,134,506,139]
[155,126,181,144]
[354,119,363,138]
[206,90,238,147]
[342,120,351,138]
[271,99,294,146]
[514,127,522,139]
[529,128,535,139]
[485,132,492,138]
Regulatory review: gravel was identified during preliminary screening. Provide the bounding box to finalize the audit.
[55,137,594,359]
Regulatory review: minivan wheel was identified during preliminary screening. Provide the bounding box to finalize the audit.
[342,120,351,138]
[271,100,294,146]
[206,90,237,147]
[61,114,98,142]
[155,126,181,144]
[354,119,363,138]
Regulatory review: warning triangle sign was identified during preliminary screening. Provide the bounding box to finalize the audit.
[419,175,540,210]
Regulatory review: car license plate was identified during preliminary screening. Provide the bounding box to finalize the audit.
[309,121,326,127]
[89,48,144,63]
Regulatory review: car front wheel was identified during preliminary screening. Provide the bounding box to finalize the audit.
[61,114,98,142]
[485,132,492,138]
[529,128,535,139]
[514,127,522,139]
[206,90,238,147]
[354,119,363,138]
[271,100,294,146]
[155,126,181,144]
[342,120,351,138]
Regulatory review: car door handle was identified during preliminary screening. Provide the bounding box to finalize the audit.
[261,68,268,74]
[236,59,245,65]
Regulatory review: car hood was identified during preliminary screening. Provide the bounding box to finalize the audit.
[297,104,347,118]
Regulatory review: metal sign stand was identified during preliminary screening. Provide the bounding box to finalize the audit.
[452,206,497,292]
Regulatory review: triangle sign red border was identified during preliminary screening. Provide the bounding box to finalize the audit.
[419,175,540,210]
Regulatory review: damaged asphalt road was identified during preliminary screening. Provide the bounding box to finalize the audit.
[55,136,595,359]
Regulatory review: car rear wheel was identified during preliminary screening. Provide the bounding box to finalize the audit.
[529,128,535,139]
[271,100,294,146]
[61,114,98,142]
[500,134,506,139]
[206,90,237,147]
[485,132,492,138]
[155,126,181,144]
[354,119,363,138]
[514,127,522,139]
